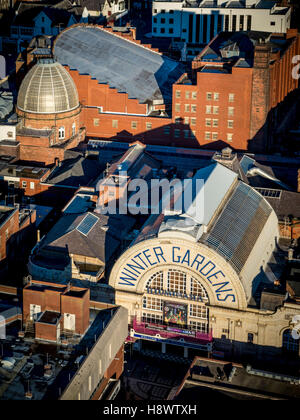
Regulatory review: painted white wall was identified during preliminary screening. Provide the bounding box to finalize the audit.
[152,1,291,40]
[0,123,16,141]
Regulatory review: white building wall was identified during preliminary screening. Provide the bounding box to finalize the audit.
[152,1,291,41]
[0,123,16,141]
[240,209,279,302]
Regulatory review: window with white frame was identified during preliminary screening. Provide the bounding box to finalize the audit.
[58,126,65,139]
[227,133,233,142]
[190,304,209,320]
[228,107,235,117]
[146,271,163,290]
[190,320,208,333]
[167,269,186,294]
[142,296,163,311]
[190,278,209,301]
[142,312,162,324]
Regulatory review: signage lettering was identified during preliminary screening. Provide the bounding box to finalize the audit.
[118,245,237,303]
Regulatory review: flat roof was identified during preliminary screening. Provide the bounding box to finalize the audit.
[37,311,61,325]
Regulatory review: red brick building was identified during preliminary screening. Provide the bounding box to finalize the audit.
[0,205,36,266]
[23,280,90,342]
[16,58,85,165]
[13,25,300,160]
[174,29,300,152]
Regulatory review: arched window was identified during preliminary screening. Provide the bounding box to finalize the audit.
[58,126,65,140]
[146,271,163,291]
[72,122,76,136]
[282,329,299,354]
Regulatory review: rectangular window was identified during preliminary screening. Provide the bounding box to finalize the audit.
[225,15,229,32]
[213,106,219,115]
[167,269,186,294]
[175,103,180,112]
[146,122,152,130]
[93,118,99,126]
[227,133,233,142]
[247,15,252,31]
[112,120,118,128]
[205,118,211,127]
[214,92,220,101]
[228,107,234,117]
[22,181,27,188]
[164,126,170,134]
[184,104,190,112]
[131,121,137,129]
[191,91,197,99]
[228,120,234,128]
[160,28,165,34]
[161,18,165,24]
[175,90,181,98]
[229,93,235,103]
[190,304,208,319]
[184,130,190,138]
[191,104,197,113]
[212,119,218,127]
[174,129,180,138]
[206,92,212,101]
[169,28,173,34]
[169,18,174,24]
[185,91,190,99]
[184,117,189,125]
[143,296,163,311]
[205,132,211,140]
[232,15,237,32]
[190,117,196,126]
[239,15,244,30]
[190,320,208,334]
[206,105,212,114]
[212,132,218,140]
[30,182,35,190]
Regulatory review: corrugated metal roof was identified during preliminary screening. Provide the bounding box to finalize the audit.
[54,26,185,104]
[201,181,273,274]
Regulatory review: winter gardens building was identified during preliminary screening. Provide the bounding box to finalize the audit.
[109,161,300,361]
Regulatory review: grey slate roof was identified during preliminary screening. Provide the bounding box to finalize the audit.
[41,211,135,263]
[46,152,104,187]
[54,26,185,104]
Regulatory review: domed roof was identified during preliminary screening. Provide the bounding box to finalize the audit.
[17,59,79,114]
